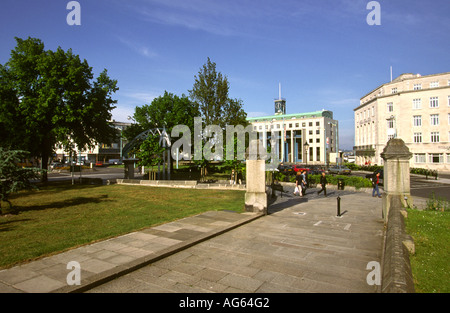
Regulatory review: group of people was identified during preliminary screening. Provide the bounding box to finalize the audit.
[294,170,328,197]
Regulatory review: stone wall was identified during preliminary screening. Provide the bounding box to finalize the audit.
[381,196,415,293]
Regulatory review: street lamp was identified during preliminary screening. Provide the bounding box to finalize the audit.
[304,141,309,165]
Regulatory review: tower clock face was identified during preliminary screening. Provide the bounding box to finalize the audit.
[275,102,281,112]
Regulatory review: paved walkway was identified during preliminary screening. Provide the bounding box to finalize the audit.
[0,186,385,293]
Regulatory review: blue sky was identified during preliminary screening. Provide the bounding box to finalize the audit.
[1,0,449,150]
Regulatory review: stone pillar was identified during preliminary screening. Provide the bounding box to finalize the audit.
[380,139,412,223]
[245,139,267,215]
[123,158,139,179]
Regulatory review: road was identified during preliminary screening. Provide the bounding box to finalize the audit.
[351,171,450,201]
[47,166,139,183]
[47,167,450,201]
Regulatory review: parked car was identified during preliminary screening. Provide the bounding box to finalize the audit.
[95,161,104,167]
[50,162,63,170]
[292,165,311,173]
[328,165,352,175]
[277,163,294,174]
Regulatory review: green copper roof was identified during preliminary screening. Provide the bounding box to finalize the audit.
[247,110,333,122]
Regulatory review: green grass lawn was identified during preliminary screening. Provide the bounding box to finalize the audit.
[0,182,245,269]
[405,209,450,293]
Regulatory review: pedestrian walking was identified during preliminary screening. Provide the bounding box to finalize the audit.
[372,172,381,198]
[317,172,327,196]
[295,171,306,196]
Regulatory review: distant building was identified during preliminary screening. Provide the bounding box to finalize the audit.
[354,72,450,170]
[54,121,131,164]
[247,96,339,165]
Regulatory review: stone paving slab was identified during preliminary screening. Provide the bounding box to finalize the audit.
[0,210,262,293]
[87,189,385,293]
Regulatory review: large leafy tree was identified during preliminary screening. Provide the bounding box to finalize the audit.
[188,58,248,178]
[188,57,247,128]
[123,91,199,160]
[0,37,118,181]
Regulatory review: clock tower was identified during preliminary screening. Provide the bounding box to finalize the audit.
[274,83,286,115]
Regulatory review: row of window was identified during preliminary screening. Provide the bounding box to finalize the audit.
[413,114,450,127]
[388,96,449,112]
[253,120,322,131]
[357,94,450,122]
[392,80,450,94]
[413,132,448,143]
[414,153,450,164]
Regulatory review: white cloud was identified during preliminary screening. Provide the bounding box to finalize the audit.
[117,37,158,58]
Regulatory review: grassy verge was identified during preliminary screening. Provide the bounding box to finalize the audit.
[405,208,450,293]
[0,182,245,269]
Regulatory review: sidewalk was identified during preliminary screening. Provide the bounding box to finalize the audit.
[89,187,385,293]
[0,210,262,293]
[0,187,385,293]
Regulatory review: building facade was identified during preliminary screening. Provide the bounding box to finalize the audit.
[354,72,450,171]
[248,98,339,165]
[54,121,131,164]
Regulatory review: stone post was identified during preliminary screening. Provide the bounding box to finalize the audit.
[380,139,412,223]
[245,139,267,215]
[123,158,139,179]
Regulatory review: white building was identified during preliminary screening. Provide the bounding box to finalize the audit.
[247,98,339,165]
[54,121,131,164]
[354,72,450,171]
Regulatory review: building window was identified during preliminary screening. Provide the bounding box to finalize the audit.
[413,133,422,143]
[428,153,443,163]
[414,83,422,90]
[430,97,439,108]
[414,153,426,163]
[387,120,394,129]
[295,123,299,128]
[430,81,439,88]
[412,98,422,109]
[448,95,450,106]
[316,130,320,135]
[309,130,313,135]
[316,138,320,143]
[288,123,292,128]
[413,115,422,127]
[430,114,439,126]
[316,121,320,126]
[309,122,313,127]
[431,132,440,143]
[302,123,306,127]
[387,102,394,112]
[316,147,320,162]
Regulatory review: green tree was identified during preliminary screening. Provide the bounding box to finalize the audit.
[188,57,247,128]
[136,134,165,170]
[123,91,199,170]
[0,148,42,214]
[188,58,248,179]
[0,37,118,181]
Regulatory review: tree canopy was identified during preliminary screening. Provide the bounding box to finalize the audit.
[0,37,118,181]
[189,57,247,128]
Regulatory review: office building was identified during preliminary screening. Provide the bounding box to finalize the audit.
[354,72,450,171]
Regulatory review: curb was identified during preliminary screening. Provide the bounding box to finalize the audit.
[52,212,264,293]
